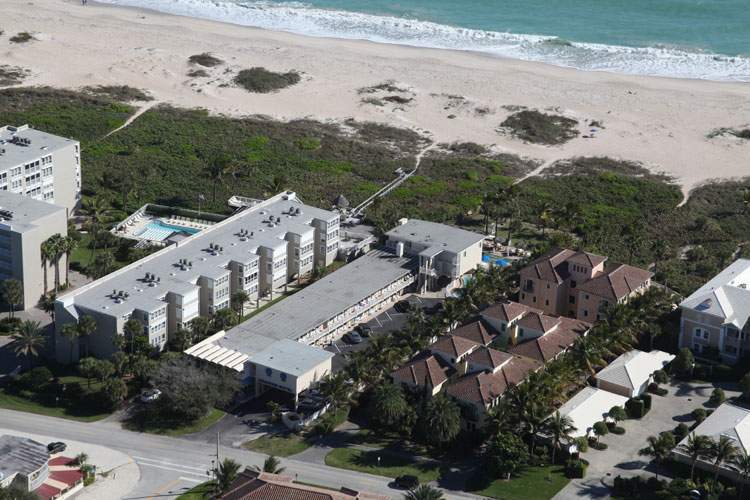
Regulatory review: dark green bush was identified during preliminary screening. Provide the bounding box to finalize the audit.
[641,393,652,411]
[692,408,707,423]
[16,367,53,390]
[626,398,646,418]
[10,32,33,43]
[565,459,587,478]
[708,387,726,407]
[610,426,626,435]
[712,364,734,381]
[673,423,689,441]
[84,85,153,102]
[188,53,223,67]
[501,110,579,145]
[234,67,301,93]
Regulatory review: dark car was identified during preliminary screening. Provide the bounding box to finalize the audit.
[395,475,419,489]
[394,300,411,313]
[344,331,363,344]
[355,324,373,337]
[47,442,66,454]
[423,302,445,315]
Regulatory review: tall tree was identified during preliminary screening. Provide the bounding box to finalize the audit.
[1,279,23,318]
[77,315,97,358]
[40,239,54,294]
[231,290,250,319]
[710,435,738,483]
[678,433,712,480]
[190,316,212,341]
[11,320,45,369]
[215,458,241,493]
[417,393,461,449]
[545,411,577,465]
[404,485,445,500]
[484,431,528,480]
[254,455,285,474]
[80,196,114,263]
[61,235,77,286]
[318,372,350,411]
[38,293,56,322]
[731,452,750,499]
[639,433,675,479]
[61,323,80,364]
[371,383,412,433]
[123,318,145,355]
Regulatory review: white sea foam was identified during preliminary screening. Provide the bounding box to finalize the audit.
[97,0,750,82]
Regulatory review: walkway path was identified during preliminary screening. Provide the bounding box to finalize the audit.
[104,101,158,138]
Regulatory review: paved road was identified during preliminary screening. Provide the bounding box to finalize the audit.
[0,409,479,499]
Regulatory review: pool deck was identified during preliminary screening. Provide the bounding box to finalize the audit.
[114,213,213,243]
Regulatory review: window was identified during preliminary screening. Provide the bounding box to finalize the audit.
[583,310,589,318]
[265,368,272,376]
[725,345,738,355]
[584,294,590,300]
[500,323,506,332]
[280,373,287,382]
[546,284,550,289]
[519,328,525,338]
[569,296,576,304]
[571,280,577,288]
[545,299,549,306]
[521,293,526,300]
[532,296,537,303]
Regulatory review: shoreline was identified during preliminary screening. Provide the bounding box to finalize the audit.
[2,0,750,195]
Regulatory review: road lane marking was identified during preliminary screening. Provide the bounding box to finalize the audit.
[179,476,204,484]
[148,478,182,500]
[137,461,208,478]
[133,456,207,472]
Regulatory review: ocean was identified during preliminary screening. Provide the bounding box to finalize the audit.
[97,0,750,82]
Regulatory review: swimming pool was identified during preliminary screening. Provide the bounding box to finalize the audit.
[137,219,201,241]
[482,254,510,267]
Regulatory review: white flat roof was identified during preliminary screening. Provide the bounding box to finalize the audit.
[556,386,629,438]
[595,349,675,392]
[249,339,333,377]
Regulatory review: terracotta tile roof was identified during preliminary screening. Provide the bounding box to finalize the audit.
[33,484,61,500]
[391,353,452,388]
[49,469,84,485]
[446,371,508,406]
[48,457,75,467]
[508,317,591,363]
[524,248,607,283]
[481,301,537,322]
[430,334,479,358]
[446,355,542,406]
[577,263,653,301]
[453,320,494,345]
[516,311,561,333]
[466,346,513,370]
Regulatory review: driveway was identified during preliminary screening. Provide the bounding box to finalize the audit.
[554,380,741,499]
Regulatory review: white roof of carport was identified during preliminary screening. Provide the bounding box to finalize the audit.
[185,339,248,372]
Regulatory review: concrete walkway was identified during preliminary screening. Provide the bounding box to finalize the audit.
[554,380,740,499]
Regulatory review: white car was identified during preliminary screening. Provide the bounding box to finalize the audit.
[140,389,161,403]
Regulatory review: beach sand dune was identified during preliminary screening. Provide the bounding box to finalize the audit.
[2,0,749,195]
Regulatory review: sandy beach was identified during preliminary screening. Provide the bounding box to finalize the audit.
[2,0,749,195]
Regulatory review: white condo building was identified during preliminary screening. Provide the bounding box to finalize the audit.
[0,125,82,213]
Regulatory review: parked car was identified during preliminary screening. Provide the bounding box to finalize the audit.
[140,388,162,403]
[423,302,445,315]
[343,331,363,344]
[47,442,66,454]
[394,300,412,313]
[395,475,419,489]
[355,324,373,337]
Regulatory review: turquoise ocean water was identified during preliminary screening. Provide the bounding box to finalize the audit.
[98,0,750,81]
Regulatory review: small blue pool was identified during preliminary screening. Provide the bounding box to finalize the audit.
[482,254,510,267]
[137,219,201,241]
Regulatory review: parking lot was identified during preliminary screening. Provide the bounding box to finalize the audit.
[325,294,443,372]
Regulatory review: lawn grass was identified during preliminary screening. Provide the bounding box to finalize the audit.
[176,481,215,500]
[0,389,110,422]
[469,465,570,500]
[132,408,226,437]
[242,433,311,457]
[324,447,441,483]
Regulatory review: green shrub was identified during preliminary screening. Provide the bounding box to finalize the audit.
[673,423,689,441]
[692,408,707,423]
[712,364,733,381]
[641,393,652,411]
[10,32,33,43]
[16,367,53,391]
[565,459,587,478]
[625,398,646,418]
[653,369,668,384]
[573,436,588,453]
[234,67,301,93]
[610,426,626,435]
[500,110,579,145]
[188,53,223,67]
[83,85,153,102]
[708,388,726,407]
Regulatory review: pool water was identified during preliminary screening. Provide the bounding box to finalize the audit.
[482,254,510,267]
[137,219,201,241]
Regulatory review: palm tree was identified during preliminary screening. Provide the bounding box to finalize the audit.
[38,293,56,322]
[40,239,54,294]
[546,411,577,465]
[231,290,250,319]
[214,458,242,493]
[419,394,461,448]
[404,484,445,500]
[639,434,673,479]
[318,372,349,411]
[77,315,97,358]
[570,335,605,377]
[61,323,80,364]
[731,452,750,498]
[254,455,285,474]
[61,235,77,286]
[11,320,45,369]
[678,433,713,480]
[74,452,88,466]
[204,153,231,204]
[710,435,739,484]
[80,196,113,263]
[44,233,65,291]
